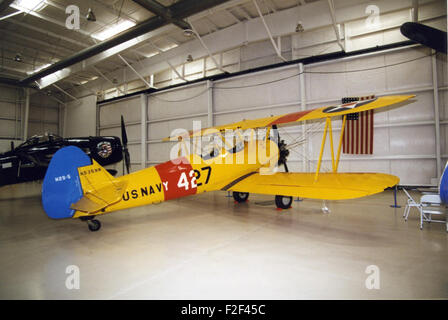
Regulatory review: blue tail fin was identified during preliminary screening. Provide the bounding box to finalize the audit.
[440,161,448,204]
[42,146,91,219]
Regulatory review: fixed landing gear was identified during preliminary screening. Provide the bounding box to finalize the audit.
[275,195,293,209]
[232,193,293,210]
[80,216,102,232]
[233,192,249,203]
[87,219,101,232]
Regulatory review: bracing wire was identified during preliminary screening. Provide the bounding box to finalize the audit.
[214,72,303,90]
[150,87,210,103]
[305,52,435,74]
[280,120,333,173]
[214,52,433,90]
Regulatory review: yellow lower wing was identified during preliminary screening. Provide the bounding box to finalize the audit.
[226,172,399,200]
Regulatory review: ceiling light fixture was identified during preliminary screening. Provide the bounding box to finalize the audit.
[295,21,304,33]
[92,20,136,41]
[86,8,96,22]
[14,54,22,62]
[183,29,194,37]
[13,0,47,12]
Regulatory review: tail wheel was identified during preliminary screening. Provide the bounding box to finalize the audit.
[87,219,101,232]
[233,192,249,203]
[275,195,292,209]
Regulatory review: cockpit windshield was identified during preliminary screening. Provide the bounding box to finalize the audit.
[18,133,62,148]
[192,135,222,160]
[192,128,269,159]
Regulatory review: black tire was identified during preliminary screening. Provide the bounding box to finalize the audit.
[233,192,249,203]
[88,219,101,232]
[275,195,292,209]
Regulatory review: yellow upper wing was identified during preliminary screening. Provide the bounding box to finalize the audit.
[225,172,399,200]
[165,95,414,141]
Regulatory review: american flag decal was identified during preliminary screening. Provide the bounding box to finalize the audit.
[343,110,374,154]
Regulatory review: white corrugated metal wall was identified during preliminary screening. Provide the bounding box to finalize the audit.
[0,86,60,153]
[27,94,60,138]
[98,95,143,175]
[0,84,22,142]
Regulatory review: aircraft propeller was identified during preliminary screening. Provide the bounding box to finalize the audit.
[121,115,131,174]
[272,124,290,172]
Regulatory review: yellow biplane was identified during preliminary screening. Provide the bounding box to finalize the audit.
[41,95,414,231]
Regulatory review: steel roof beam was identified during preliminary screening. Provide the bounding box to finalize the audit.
[18,0,230,86]
[30,0,248,89]
[252,0,287,62]
[0,0,14,15]
[146,40,187,82]
[93,66,125,95]
[412,0,419,22]
[224,9,241,24]
[6,18,90,49]
[92,0,138,24]
[0,30,75,56]
[9,3,93,38]
[53,83,79,102]
[327,0,345,52]
[132,0,190,30]
[117,54,153,88]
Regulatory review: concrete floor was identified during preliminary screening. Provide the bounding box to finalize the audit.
[0,189,447,300]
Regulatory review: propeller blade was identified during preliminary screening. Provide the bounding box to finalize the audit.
[121,115,128,146]
[283,161,289,173]
[120,115,131,174]
[124,150,131,174]
[272,124,290,172]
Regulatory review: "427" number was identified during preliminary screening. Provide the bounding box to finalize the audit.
[177,166,211,190]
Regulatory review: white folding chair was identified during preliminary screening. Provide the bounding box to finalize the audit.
[418,194,447,231]
[402,188,420,221]
[402,189,447,231]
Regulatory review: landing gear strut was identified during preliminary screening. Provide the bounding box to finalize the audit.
[81,216,102,232]
[233,192,249,203]
[275,195,292,209]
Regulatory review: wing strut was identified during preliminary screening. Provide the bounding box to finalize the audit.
[315,118,330,181]
[335,115,347,172]
[314,115,348,181]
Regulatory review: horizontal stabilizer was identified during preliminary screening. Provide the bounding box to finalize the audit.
[70,160,127,214]
[226,172,399,200]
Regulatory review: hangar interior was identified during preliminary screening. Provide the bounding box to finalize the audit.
[0,0,447,299]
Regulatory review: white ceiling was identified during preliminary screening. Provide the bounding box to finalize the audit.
[0,0,444,100]
[0,0,309,88]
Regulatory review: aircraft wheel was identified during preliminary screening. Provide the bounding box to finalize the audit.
[233,192,249,203]
[87,219,101,232]
[275,195,292,209]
